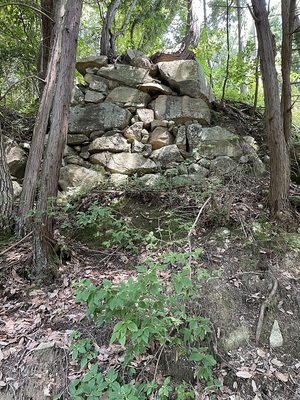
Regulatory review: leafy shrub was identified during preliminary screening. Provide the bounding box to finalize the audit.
[69,249,220,399]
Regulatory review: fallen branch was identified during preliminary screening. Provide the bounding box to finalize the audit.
[0,231,32,258]
[255,274,278,346]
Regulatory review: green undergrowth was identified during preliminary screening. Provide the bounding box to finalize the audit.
[67,249,221,400]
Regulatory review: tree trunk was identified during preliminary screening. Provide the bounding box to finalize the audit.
[251,0,290,215]
[31,0,83,283]
[100,0,121,58]
[17,0,64,238]
[38,0,55,94]
[281,0,296,143]
[0,126,13,236]
[182,0,202,51]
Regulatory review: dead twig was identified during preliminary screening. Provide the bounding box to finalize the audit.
[0,231,32,258]
[255,274,278,346]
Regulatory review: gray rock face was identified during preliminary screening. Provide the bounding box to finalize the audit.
[199,126,243,158]
[150,127,173,150]
[97,64,154,87]
[151,95,210,125]
[69,103,132,133]
[90,152,157,175]
[59,164,106,191]
[106,86,151,107]
[270,320,283,348]
[88,134,130,153]
[151,145,184,168]
[3,135,27,178]
[158,60,214,103]
[76,56,108,76]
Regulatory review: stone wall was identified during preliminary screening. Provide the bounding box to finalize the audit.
[4,51,266,196]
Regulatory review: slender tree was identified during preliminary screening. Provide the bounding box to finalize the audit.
[0,123,13,235]
[31,0,83,283]
[17,0,64,238]
[251,0,293,215]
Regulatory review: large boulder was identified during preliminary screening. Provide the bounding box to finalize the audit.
[97,64,155,87]
[150,127,173,150]
[59,164,106,191]
[88,134,130,153]
[106,86,151,107]
[151,144,184,168]
[199,126,243,158]
[157,60,214,103]
[3,135,27,178]
[151,95,210,125]
[90,152,157,175]
[76,56,108,76]
[69,103,132,133]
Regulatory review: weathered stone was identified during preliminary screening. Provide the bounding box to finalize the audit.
[200,126,236,141]
[69,103,131,133]
[157,60,214,103]
[3,135,27,178]
[186,124,202,152]
[151,144,184,168]
[210,156,237,174]
[110,173,129,186]
[90,131,105,141]
[88,134,130,153]
[12,180,22,200]
[76,56,108,76]
[137,82,173,95]
[270,320,283,348]
[175,125,187,151]
[85,73,117,90]
[188,163,210,177]
[150,127,173,150]
[64,154,91,168]
[141,129,150,144]
[89,152,110,167]
[151,95,210,125]
[135,173,167,188]
[136,108,154,128]
[67,134,90,145]
[106,153,158,175]
[131,140,152,156]
[124,49,152,69]
[59,164,106,191]
[124,122,144,142]
[85,90,106,103]
[107,86,151,107]
[97,64,154,87]
[71,86,84,105]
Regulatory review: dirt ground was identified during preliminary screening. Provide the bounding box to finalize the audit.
[1,175,300,400]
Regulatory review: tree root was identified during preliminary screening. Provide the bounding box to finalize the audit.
[255,274,278,346]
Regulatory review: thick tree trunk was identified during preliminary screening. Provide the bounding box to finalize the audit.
[31,0,83,283]
[17,0,64,238]
[0,127,13,236]
[251,0,290,215]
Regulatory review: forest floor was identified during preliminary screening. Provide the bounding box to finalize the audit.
[1,174,300,400]
[1,102,300,399]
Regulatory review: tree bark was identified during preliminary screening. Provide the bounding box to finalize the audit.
[38,0,55,94]
[31,0,83,283]
[183,0,202,51]
[281,0,296,143]
[0,125,13,236]
[17,0,64,238]
[251,0,290,215]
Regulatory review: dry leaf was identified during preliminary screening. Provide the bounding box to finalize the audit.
[275,371,289,382]
[257,348,266,358]
[0,381,6,387]
[271,358,283,367]
[236,370,252,379]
